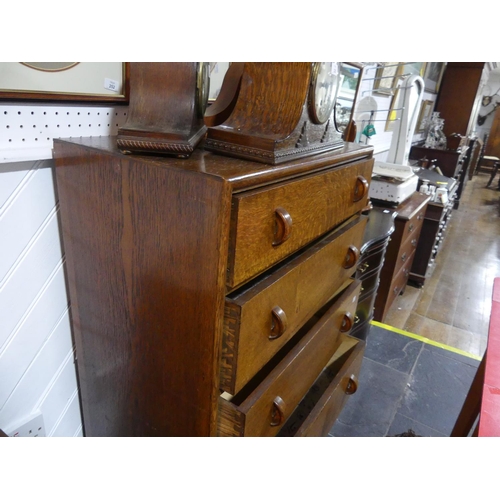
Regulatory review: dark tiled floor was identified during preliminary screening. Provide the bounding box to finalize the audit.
[329,324,480,437]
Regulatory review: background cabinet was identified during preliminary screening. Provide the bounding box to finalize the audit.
[409,180,458,286]
[435,62,486,138]
[409,146,469,208]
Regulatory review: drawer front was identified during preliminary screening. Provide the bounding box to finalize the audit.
[217,280,362,437]
[402,208,425,242]
[353,290,377,327]
[227,159,373,288]
[385,251,417,312]
[221,216,366,395]
[356,243,387,281]
[280,336,365,437]
[395,226,422,275]
[359,273,380,301]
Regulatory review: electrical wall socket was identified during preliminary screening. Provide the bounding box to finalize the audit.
[5,411,45,437]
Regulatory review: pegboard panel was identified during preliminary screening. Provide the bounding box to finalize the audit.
[0,103,129,162]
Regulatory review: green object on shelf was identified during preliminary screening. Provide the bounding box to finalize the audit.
[362,123,376,137]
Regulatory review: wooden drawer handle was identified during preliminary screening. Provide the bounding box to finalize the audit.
[270,306,288,340]
[340,312,353,333]
[273,207,292,246]
[343,245,360,269]
[354,176,369,202]
[270,396,286,427]
[345,375,358,395]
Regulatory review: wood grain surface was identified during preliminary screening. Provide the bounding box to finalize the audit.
[54,141,231,436]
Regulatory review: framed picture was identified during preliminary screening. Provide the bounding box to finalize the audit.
[402,62,426,78]
[373,62,402,96]
[423,62,446,94]
[416,99,434,133]
[0,62,129,102]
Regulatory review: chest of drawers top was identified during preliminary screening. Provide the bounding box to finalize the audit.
[61,136,373,190]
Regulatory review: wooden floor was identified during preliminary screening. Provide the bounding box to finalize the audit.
[382,171,500,358]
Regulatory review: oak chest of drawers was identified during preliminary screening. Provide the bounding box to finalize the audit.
[53,136,374,437]
[373,192,430,322]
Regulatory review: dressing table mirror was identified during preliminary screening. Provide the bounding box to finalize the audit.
[335,63,364,141]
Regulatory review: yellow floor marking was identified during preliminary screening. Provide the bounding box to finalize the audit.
[370,320,482,361]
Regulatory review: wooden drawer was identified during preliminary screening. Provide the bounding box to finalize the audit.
[401,207,425,242]
[352,290,376,329]
[226,159,373,288]
[356,242,388,282]
[278,335,365,437]
[394,227,422,276]
[217,280,362,437]
[221,215,366,394]
[384,251,417,312]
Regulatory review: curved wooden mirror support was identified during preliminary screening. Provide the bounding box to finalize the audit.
[204,63,245,128]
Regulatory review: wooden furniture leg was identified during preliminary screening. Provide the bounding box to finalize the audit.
[486,162,500,187]
[451,354,486,437]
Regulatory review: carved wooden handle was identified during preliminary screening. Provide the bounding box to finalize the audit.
[343,245,360,269]
[353,176,369,202]
[340,312,353,333]
[270,306,288,340]
[345,375,358,395]
[270,396,286,426]
[273,207,292,246]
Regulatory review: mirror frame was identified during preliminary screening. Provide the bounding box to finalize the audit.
[334,62,364,138]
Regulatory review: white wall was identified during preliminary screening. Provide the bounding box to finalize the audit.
[0,102,128,437]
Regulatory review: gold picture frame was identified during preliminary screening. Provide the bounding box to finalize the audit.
[373,62,402,96]
[423,62,446,94]
[0,62,129,102]
[416,99,434,133]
